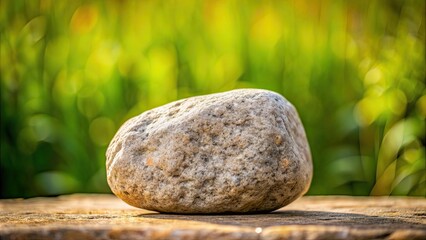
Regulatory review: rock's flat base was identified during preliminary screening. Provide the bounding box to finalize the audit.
[1,194,425,240]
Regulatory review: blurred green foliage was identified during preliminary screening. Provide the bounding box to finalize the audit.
[1,0,425,198]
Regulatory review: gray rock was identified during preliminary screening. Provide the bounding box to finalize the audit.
[106,89,312,213]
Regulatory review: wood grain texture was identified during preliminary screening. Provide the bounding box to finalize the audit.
[1,194,425,240]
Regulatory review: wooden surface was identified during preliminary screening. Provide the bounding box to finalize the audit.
[0,194,425,240]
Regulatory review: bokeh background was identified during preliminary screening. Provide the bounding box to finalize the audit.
[1,0,425,198]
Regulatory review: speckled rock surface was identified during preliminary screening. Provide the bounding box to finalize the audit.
[106,89,312,213]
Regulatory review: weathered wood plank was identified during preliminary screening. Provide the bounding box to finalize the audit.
[1,194,425,239]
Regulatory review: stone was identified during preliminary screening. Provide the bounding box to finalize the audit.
[106,89,312,213]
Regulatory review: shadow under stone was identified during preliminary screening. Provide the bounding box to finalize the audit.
[139,210,426,230]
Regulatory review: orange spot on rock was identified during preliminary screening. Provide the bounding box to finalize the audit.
[274,135,283,145]
[146,157,153,166]
[281,158,289,168]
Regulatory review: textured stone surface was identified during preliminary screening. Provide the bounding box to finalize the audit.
[106,89,312,213]
[1,195,425,240]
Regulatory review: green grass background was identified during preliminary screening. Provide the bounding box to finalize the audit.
[1,0,425,198]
